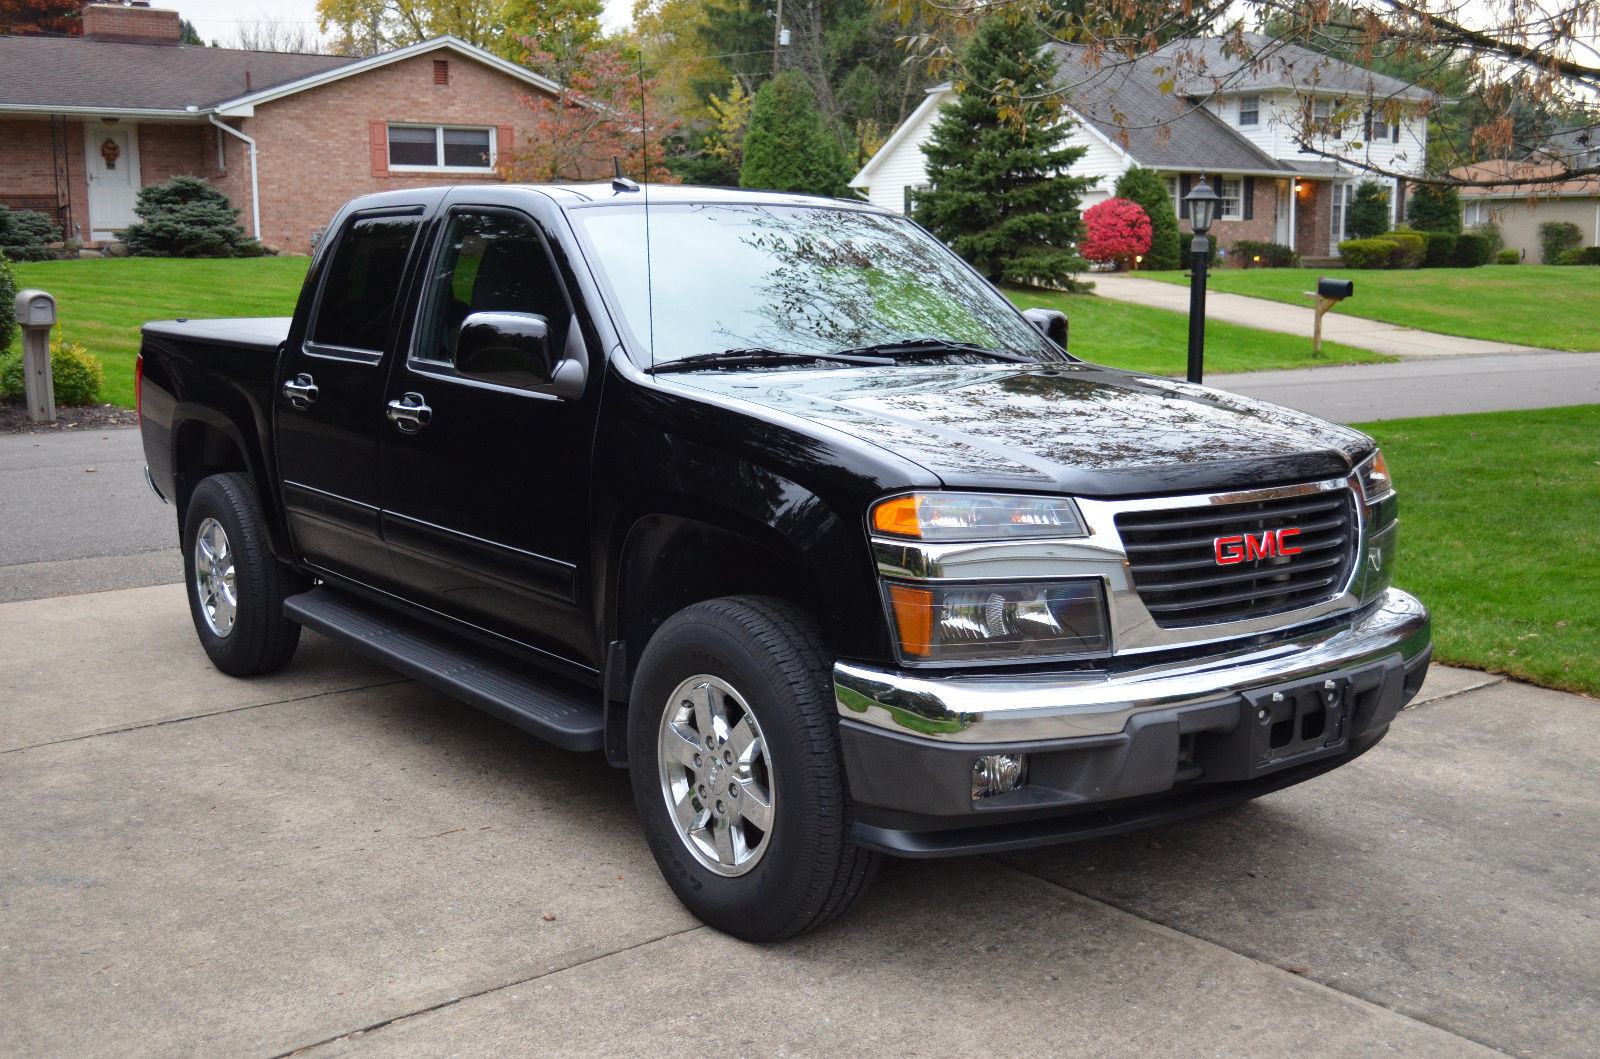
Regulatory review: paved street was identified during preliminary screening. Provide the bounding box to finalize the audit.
[2,583,1596,1056]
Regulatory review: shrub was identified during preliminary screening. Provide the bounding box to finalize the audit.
[1080,197,1153,270]
[1346,181,1391,238]
[1339,237,1399,268]
[1386,230,1425,268]
[1495,248,1521,264]
[1539,221,1583,264]
[1556,246,1600,265]
[1113,166,1181,269]
[118,175,262,257]
[1227,239,1300,267]
[1406,183,1462,233]
[0,254,15,352]
[1420,230,1458,268]
[739,72,853,198]
[1452,231,1492,267]
[1473,221,1504,255]
[0,334,104,406]
[0,206,63,261]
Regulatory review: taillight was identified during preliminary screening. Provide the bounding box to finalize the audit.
[134,354,144,426]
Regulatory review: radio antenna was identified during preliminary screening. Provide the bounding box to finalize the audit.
[637,53,655,367]
[611,157,638,193]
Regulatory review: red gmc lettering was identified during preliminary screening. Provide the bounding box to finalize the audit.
[1214,535,1245,565]
[1214,527,1302,566]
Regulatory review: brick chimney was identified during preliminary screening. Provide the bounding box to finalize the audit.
[83,2,182,44]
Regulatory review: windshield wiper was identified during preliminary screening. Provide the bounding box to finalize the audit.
[649,347,894,374]
[831,336,1034,363]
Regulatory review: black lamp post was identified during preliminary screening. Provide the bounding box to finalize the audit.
[1183,179,1220,384]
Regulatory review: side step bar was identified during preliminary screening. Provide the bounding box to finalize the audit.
[284,587,604,752]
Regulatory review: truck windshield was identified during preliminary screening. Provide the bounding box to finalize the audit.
[571,203,1058,368]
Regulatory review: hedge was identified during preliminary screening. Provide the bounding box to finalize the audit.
[1229,239,1300,268]
[0,206,62,262]
[1495,248,1521,264]
[1539,221,1583,264]
[1453,231,1493,267]
[1386,230,1425,269]
[1338,238,1398,268]
[1556,246,1600,265]
[1421,231,1458,268]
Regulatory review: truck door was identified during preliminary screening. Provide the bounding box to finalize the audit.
[275,206,424,589]
[378,198,599,672]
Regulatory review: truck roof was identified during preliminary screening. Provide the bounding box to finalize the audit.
[337,183,890,215]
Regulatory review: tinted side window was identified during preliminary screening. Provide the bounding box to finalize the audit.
[415,210,570,367]
[311,215,420,353]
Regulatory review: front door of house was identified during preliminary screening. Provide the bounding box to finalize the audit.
[85,123,140,240]
[1274,180,1292,246]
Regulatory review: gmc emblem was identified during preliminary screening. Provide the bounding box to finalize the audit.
[1215,527,1302,566]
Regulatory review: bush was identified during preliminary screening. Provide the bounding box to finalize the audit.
[1080,197,1153,270]
[0,206,63,261]
[1539,221,1583,264]
[1339,237,1399,268]
[1473,221,1504,255]
[1556,246,1600,265]
[0,254,15,352]
[1227,239,1300,267]
[118,175,262,257]
[1113,166,1181,269]
[1420,230,1458,268]
[0,334,104,406]
[1406,183,1462,233]
[1386,230,1425,268]
[739,72,853,198]
[1495,248,1521,264]
[1452,231,1492,267]
[1346,181,1391,238]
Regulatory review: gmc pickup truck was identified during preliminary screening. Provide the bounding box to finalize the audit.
[138,182,1431,941]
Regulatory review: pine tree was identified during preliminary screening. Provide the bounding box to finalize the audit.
[1346,181,1392,238]
[1406,183,1463,233]
[1113,166,1180,269]
[739,72,853,197]
[913,16,1093,289]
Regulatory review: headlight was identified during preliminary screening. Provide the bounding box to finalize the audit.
[871,492,1086,541]
[884,578,1109,663]
[1355,449,1394,504]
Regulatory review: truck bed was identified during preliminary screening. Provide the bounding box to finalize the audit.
[141,317,292,352]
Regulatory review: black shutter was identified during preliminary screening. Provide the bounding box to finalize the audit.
[1364,110,1373,140]
[1243,176,1254,220]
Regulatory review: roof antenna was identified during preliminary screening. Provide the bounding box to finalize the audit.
[611,157,639,193]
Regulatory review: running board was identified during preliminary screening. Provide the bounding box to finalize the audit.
[283,587,604,752]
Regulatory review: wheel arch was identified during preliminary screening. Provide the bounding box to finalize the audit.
[170,408,287,558]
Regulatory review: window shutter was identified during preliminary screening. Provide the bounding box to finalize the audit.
[1393,120,1401,143]
[496,125,513,170]
[1364,110,1373,140]
[369,121,389,177]
[1180,173,1192,198]
[1243,176,1254,220]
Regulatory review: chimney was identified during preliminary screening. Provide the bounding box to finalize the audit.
[83,2,183,44]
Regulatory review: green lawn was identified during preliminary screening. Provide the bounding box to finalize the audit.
[1141,265,1600,352]
[9,257,311,407]
[1361,405,1600,697]
[1008,287,1393,375]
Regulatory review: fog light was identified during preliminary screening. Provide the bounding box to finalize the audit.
[972,753,1027,799]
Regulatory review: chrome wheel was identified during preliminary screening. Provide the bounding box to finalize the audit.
[657,674,775,877]
[193,516,237,638]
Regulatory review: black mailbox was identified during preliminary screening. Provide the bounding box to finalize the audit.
[1318,277,1354,300]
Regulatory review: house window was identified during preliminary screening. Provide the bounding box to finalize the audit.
[1311,98,1344,136]
[1238,95,1260,126]
[1464,200,1489,226]
[1218,177,1243,220]
[387,124,494,171]
[1370,112,1389,142]
[1166,176,1181,220]
[1332,183,1355,242]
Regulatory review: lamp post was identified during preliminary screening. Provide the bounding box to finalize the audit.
[1183,179,1220,384]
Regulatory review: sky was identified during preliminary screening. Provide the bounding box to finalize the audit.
[170,0,637,47]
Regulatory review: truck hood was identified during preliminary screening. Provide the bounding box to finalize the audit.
[668,361,1372,496]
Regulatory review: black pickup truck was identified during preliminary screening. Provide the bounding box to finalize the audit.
[138,182,1430,940]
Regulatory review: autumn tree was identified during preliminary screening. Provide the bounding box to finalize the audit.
[0,0,82,35]
[500,0,604,66]
[315,0,504,54]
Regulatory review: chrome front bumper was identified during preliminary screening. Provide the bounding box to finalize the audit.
[835,588,1430,744]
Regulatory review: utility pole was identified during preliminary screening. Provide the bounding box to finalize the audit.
[772,0,784,77]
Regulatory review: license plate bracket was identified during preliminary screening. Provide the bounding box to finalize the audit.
[1195,672,1355,783]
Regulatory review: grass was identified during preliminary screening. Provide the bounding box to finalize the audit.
[1360,405,1600,697]
[1140,264,1600,352]
[8,257,311,407]
[1007,287,1394,375]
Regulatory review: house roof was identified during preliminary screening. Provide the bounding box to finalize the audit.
[1160,33,1433,103]
[1451,160,1600,199]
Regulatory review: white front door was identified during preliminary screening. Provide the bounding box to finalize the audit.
[85,123,141,240]
[1274,180,1292,245]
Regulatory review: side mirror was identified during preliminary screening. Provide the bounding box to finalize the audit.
[456,311,554,388]
[1022,307,1069,349]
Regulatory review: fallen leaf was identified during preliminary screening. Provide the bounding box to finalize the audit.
[541,913,556,922]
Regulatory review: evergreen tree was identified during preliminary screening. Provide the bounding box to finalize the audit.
[1346,181,1392,238]
[739,72,853,197]
[913,16,1093,289]
[1113,166,1180,269]
[1407,183,1463,233]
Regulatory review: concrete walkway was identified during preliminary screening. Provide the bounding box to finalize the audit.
[1092,273,1560,358]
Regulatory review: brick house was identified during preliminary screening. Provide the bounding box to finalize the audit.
[0,2,564,252]
[852,35,1435,263]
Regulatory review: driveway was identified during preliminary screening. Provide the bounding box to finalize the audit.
[3,584,1597,1056]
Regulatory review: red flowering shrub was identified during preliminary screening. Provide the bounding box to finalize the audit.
[1081,197,1153,270]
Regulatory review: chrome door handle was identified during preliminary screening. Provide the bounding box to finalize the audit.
[386,392,432,434]
[281,373,318,410]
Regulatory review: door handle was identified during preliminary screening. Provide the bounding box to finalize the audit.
[281,373,318,411]
[386,392,432,434]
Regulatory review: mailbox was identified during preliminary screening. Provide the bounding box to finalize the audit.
[16,289,57,328]
[1317,278,1354,301]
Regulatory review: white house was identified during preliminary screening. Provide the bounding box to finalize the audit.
[852,34,1433,260]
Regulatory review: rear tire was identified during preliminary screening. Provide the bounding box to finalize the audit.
[182,472,302,677]
[628,596,879,941]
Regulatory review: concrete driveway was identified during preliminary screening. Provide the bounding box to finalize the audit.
[3,584,1597,1057]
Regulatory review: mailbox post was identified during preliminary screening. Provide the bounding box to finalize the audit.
[1306,277,1353,358]
[14,289,58,423]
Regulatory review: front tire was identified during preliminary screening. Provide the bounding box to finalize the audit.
[628,596,879,941]
[182,472,302,677]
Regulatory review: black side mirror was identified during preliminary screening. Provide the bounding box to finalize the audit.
[1022,307,1069,350]
[456,312,553,388]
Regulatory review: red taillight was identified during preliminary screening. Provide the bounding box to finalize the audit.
[135,354,143,426]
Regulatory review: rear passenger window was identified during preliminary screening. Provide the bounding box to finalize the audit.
[310,214,420,354]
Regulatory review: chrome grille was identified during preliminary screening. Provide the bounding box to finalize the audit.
[1115,489,1358,628]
